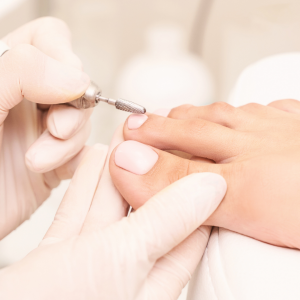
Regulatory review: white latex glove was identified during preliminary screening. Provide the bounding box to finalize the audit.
[0,17,92,239]
[0,127,226,300]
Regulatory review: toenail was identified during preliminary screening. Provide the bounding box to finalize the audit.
[127,114,148,130]
[114,140,158,175]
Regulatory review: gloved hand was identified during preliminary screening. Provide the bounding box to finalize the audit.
[0,17,91,239]
[0,127,226,300]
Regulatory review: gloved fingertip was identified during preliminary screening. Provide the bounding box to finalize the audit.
[25,147,43,173]
[161,173,226,227]
[47,105,91,139]
[186,173,227,221]
[196,172,227,196]
[25,130,59,173]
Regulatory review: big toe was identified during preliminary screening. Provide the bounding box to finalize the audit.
[109,140,221,209]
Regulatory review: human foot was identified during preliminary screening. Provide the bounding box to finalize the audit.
[110,100,300,249]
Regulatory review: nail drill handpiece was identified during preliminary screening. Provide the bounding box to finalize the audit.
[66,81,146,114]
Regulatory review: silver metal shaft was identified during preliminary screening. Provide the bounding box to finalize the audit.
[66,82,146,114]
[96,95,146,114]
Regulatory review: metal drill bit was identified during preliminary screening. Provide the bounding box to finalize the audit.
[96,95,146,114]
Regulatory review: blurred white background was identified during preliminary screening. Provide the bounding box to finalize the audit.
[2,0,300,299]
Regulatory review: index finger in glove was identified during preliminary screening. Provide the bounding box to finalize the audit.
[115,173,226,264]
[0,44,89,125]
[3,17,82,69]
[2,17,91,139]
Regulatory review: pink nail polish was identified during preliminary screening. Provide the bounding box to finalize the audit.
[115,140,158,175]
[128,114,148,129]
[153,108,171,117]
